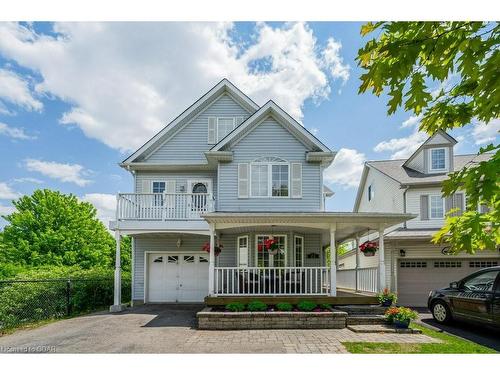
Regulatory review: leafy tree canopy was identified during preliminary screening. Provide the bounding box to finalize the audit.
[358,22,499,253]
[1,189,130,271]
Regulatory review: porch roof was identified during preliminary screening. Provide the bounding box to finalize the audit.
[202,211,415,243]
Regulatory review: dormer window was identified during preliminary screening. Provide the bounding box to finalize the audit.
[368,184,374,201]
[430,148,446,171]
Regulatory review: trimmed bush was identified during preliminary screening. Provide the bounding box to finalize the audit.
[297,300,317,312]
[247,300,268,312]
[320,303,332,310]
[276,302,293,311]
[225,302,245,312]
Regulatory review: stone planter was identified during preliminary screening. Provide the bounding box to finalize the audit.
[197,307,348,330]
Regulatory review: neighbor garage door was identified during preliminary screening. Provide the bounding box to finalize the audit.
[147,253,209,303]
[397,259,499,307]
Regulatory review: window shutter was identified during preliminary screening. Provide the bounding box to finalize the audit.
[420,195,429,220]
[454,193,464,216]
[445,196,453,215]
[238,163,249,198]
[166,180,176,193]
[235,116,244,126]
[142,180,151,193]
[208,117,216,144]
[479,204,490,214]
[291,163,302,198]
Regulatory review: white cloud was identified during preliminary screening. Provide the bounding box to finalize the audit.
[0,22,350,152]
[310,127,319,135]
[81,193,116,227]
[400,114,422,129]
[471,119,500,145]
[324,148,366,189]
[0,182,21,199]
[25,159,92,186]
[0,122,36,139]
[0,204,15,216]
[0,68,42,112]
[12,177,43,184]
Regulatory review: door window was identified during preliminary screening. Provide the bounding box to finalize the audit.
[462,271,499,292]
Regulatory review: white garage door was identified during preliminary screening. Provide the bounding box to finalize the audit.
[397,259,499,307]
[147,253,209,303]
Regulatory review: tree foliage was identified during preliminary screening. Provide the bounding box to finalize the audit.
[1,189,130,271]
[357,22,499,253]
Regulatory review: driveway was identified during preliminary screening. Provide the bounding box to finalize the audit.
[416,309,500,352]
[0,304,437,354]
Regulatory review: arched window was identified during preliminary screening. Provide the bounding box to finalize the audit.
[250,156,289,197]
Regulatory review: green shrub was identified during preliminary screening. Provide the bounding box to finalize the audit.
[297,300,317,311]
[225,302,245,312]
[276,302,293,311]
[320,303,332,310]
[247,300,268,311]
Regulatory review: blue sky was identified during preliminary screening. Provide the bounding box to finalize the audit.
[0,22,497,227]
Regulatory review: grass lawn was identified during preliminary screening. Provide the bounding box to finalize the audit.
[343,323,497,354]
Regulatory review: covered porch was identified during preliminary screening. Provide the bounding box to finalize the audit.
[109,212,413,311]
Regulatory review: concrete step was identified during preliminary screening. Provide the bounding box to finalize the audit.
[348,324,422,334]
[336,305,387,315]
[346,314,387,325]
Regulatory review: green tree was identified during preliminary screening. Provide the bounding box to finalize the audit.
[1,189,129,270]
[357,22,499,253]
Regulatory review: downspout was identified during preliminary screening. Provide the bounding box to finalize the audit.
[402,185,409,229]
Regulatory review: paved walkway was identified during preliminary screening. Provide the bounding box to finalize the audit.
[0,304,438,354]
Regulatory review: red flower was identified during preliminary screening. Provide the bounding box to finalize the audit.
[359,240,378,253]
[202,242,223,256]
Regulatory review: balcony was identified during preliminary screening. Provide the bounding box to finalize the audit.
[117,193,214,221]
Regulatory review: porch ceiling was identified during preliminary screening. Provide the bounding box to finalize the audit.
[202,211,415,243]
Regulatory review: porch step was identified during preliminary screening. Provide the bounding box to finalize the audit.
[348,324,422,334]
[336,305,387,315]
[346,315,387,325]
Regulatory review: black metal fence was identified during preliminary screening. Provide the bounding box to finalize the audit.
[0,278,131,331]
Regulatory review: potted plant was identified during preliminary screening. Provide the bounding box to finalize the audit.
[377,288,397,307]
[257,237,283,255]
[202,242,223,256]
[359,240,378,256]
[385,306,418,329]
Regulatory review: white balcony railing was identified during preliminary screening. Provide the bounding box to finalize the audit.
[337,267,378,294]
[117,193,214,221]
[213,267,330,296]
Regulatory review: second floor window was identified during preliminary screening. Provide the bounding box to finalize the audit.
[217,117,235,142]
[430,148,446,171]
[430,195,444,219]
[250,157,289,197]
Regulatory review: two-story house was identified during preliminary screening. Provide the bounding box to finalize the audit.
[339,131,499,306]
[108,79,411,311]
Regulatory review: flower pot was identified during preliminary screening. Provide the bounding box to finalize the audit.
[381,299,393,307]
[363,249,376,257]
[394,319,410,329]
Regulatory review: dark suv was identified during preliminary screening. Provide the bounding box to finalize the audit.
[427,266,500,327]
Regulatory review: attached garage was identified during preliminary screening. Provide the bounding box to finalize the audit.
[397,259,499,307]
[146,253,209,303]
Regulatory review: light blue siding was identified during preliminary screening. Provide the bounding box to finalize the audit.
[145,94,251,163]
[135,171,217,196]
[218,116,322,212]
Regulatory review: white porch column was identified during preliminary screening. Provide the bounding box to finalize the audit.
[329,224,337,296]
[378,224,386,291]
[355,235,360,293]
[110,230,126,312]
[208,224,215,296]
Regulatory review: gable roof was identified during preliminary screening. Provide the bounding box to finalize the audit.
[353,152,493,212]
[403,130,458,168]
[121,78,260,165]
[210,100,332,153]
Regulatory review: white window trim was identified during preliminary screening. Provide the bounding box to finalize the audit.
[249,159,290,198]
[294,235,304,267]
[255,234,287,267]
[429,147,447,172]
[237,235,249,268]
[216,117,236,143]
[429,194,445,219]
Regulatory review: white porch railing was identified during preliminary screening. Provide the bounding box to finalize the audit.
[213,267,330,296]
[117,193,214,221]
[337,267,379,294]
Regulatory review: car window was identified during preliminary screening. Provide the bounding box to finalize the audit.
[462,270,499,292]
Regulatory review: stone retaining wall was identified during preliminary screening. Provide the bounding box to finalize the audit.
[197,307,348,330]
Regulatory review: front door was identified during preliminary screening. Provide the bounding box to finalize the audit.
[187,179,212,217]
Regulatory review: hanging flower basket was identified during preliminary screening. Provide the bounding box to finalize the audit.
[359,240,378,257]
[257,238,283,255]
[202,242,223,256]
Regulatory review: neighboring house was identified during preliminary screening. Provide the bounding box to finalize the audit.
[339,131,499,307]
[109,79,411,310]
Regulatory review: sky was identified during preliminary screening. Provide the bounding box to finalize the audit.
[0,21,498,228]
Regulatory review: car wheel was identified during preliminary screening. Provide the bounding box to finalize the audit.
[432,300,452,324]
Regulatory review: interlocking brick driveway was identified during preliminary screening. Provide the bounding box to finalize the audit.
[0,304,438,353]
